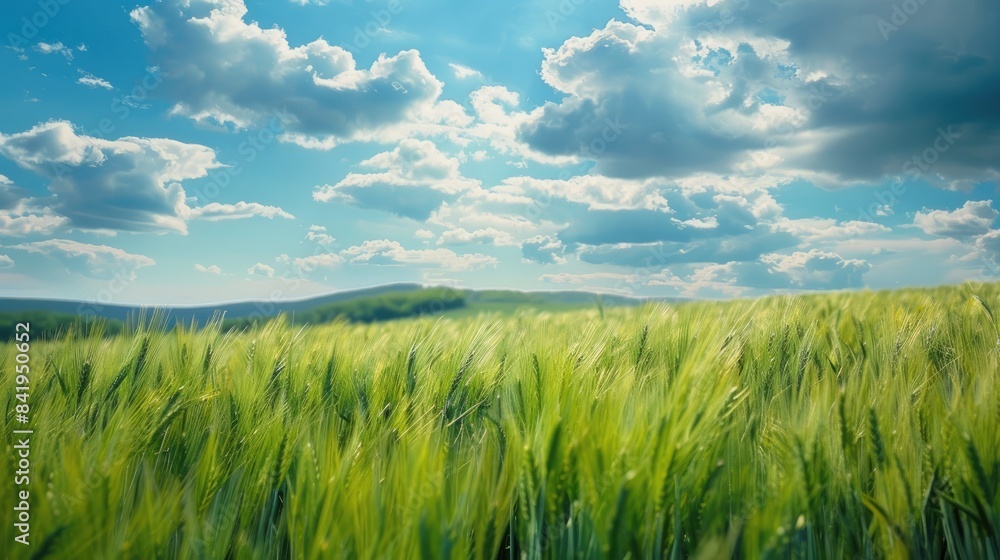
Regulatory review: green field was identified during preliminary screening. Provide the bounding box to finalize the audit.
[2,283,999,559]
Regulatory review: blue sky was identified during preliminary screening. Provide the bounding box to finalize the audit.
[1,0,998,305]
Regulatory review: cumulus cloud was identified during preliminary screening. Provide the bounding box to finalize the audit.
[0,255,13,269]
[0,206,68,237]
[516,0,1000,188]
[248,262,275,277]
[0,172,67,236]
[7,239,155,279]
[913,200,997,238]
[0,121,292,234]
[130,0,447,147]
[517,19,763,179]
[556,187,782,249]
[975,230,1000,262]
[194,263,222,274]
[0,186,68,237]
[313,139,479,220]
[696,250,872,292]
[189,202,295,221]
[0,175,27,210]
[305,225,336,245]
[0,121,212,233]
[34,41,73,60]
[341,239,497,271]
[292,252,344,273]
[774,218,891,242]
[437,227,517,247]
[409,167,804,273]
[502,175,670,212]
[449,63,483,80]
[522,235,567,265]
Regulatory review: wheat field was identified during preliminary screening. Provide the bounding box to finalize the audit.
[2,283,999,559]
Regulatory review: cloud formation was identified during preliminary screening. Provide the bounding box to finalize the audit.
[516,0,1000,188]
[190,202,295,221]
[314,139,479,220]
[130,0,446,147]
[341,239,497,271]
[0,121,294,234]
[194,263,222,274]
[34,41,73,60]
[913,200,997,238]
[7,239,155,279]
[248,262,276,277]
[77,70,114,90]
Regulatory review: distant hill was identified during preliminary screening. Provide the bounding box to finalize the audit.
[0,285,656,338]
[0,283,427,324]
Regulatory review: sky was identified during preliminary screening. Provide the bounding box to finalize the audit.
[0,0,998,305]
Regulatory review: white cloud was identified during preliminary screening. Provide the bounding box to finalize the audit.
[194,263,222,274]
[975,230,1000,262]
[914,200,998,238]
[516,1,1000,188]
[34,41,73,60]
[0,255,13,269]
[248,262,275,277]
[306,225,336,245]
[0,121,289,233]
[522,235,567,265]
[415,229,436,240]
[292,252,344,273]
[8,239,155,279]
[774,218,891,242]
[130,0,446,147]
[314,139,479,220]
[762,250,872,288]
[189,202,295,221]
[449,63,483,80]
[77,70,113,90]
[437,227,517,247]
[0,202,67,237]
[341,239,497,271]
[0,121,213,233]
[696,250,872,292]
[501,175,670,212]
